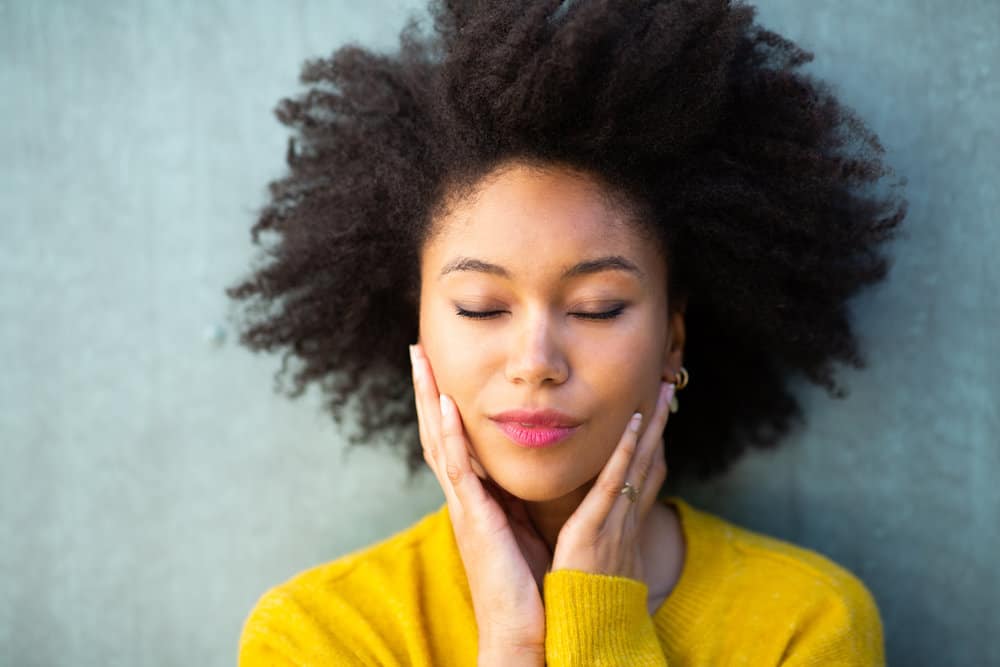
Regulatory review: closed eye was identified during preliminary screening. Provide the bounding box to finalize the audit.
[454,305,626,321]
[454,308,501,320]
[572,305,626,320]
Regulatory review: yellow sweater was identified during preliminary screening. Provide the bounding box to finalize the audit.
[239,496,885,665]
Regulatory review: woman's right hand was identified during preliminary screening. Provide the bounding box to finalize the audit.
[409,343,547,665]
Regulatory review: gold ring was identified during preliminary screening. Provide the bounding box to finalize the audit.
[620,482,639,503]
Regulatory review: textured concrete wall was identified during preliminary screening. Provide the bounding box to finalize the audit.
[1,1,996,665]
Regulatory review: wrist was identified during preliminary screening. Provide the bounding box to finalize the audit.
[478,643,545,667]
[477,617,544,657]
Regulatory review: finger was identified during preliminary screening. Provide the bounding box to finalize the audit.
[469,453,488,479]
[439,392,490,512]
[412,343,489,480]
[608,382,673,526]
[431,400,463,513]
[636,437,668,521]
[612,381,674,525]
[411,344,443,453]
[410,355,431,458]
[572,409,644,533]
[411,346,461,514]
[482,478,528,539]
[410,345,441,477]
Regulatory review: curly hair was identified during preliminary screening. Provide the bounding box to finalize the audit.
[225,0,908,483]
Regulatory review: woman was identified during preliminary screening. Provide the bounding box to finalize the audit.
[230,0,907,664]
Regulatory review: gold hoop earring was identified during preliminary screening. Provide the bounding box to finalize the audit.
[669,366,688,414]
[673,367,688,390]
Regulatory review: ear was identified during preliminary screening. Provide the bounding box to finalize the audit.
[661,296,687,382]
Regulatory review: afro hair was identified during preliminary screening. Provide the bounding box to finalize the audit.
[225,0,908,482]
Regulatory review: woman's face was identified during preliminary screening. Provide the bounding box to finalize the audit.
[418,161,684,502]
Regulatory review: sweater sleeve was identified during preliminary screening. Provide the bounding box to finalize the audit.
[543,569,668,667]
[777,574,886,667]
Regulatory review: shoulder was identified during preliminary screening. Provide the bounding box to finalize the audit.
[249,502,445,608]
[238,503,458,665]
[674,495,880,606]
[285,502,449,591]
[666,496,886,664]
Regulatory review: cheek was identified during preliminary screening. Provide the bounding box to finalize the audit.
[419,303,486,406]
[579,329,659,406]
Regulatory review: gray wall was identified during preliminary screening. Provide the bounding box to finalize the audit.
[1,1,995,665]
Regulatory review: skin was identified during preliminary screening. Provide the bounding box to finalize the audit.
[410,160,688,661]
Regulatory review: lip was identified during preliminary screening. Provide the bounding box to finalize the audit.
[489,408,583,449]
[489,408,582,427]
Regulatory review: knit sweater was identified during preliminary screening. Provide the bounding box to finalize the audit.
[239,495,885,665]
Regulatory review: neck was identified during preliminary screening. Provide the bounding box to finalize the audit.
[524,480,595,551]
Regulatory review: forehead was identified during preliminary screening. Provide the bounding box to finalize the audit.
[424,163,660,280]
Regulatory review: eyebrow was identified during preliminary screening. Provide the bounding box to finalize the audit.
[438,255,644,281]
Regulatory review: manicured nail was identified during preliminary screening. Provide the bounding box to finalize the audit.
[408,344,416,364]
[439,393,449,417]
[658,382,672,408]
[629,412,643,432]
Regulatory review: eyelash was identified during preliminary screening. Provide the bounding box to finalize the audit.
[454,305,626,321]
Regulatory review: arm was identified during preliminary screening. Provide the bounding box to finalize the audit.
[544,570,668,667]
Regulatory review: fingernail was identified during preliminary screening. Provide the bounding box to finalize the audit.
[439,393,448,417]
[629,412,643,432]
[664,383,676,408]
[408,344,417,363]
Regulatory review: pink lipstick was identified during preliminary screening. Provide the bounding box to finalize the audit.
[489,408,582,449]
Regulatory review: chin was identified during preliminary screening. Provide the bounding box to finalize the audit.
[486,464,592,502]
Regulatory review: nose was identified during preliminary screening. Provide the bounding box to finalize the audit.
[504,308,569,386]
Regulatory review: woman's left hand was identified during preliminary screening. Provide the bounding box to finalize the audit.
[550,380,675,583]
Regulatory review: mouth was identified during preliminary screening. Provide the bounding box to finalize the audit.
[488,407,583,448]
